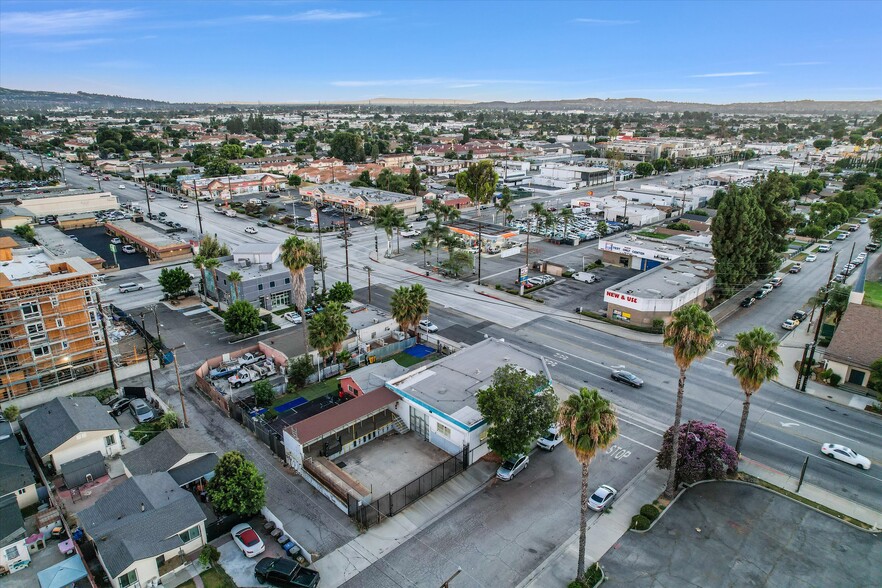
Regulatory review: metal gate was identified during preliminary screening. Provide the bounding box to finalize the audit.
[410,406,429,441]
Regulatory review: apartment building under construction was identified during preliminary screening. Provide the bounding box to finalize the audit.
[0,237,107,402]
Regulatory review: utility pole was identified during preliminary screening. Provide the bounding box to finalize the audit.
[171,345,190,427]
[797,252,838,390]
[476,222,483,285]
[342,206,350,283]
[193,187,204,235]
[95,292,118,389]
[139,312,156,391]
[141,163,153,217]
[364,266,373,304]
[315,207,326,292]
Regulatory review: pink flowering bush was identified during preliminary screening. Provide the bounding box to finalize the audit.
[656,420,738,485]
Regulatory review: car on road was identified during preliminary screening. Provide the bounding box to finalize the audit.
[833,274,846,283]
[769,277,784,288]
[283,312,303,324]
[754,289,769,299]
[860,218,868,224]
[792,310,808,322]
[245,226,258,234]
[806,254,817,262]
[415,214,429,221]
[179,202,188,209]
[231,523,266,558]
[257,221,268,227]
[818,244,832,252]
[836,233,847,240]
[821,443,871,469]
[740,297,756,308]
[254,557,320,588]
[588,484,618,511]
[118,184,126,189]
[537,426,563,451]
[611,370,643,388]
[760,283,775,293]
[496,454,529,481]
[121,245,137,254]
[781,319,799,330]
[419,319,439,333]
[400,229,421,237]
[106,396,133,417]
[129,399,155,423]
[118,282,143,293]
[789,264,802,274]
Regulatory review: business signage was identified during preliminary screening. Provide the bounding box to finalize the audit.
[517,265,529,283]
[599,239,680,263]
[310,208,319,224]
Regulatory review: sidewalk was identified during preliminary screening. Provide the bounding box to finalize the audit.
[312,460,497,587]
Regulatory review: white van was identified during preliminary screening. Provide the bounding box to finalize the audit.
[225,209,237,218]
[572,272,599,284]
[118,283,143,293]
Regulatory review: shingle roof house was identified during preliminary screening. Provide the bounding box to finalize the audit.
[122,429,218,486]
[0,435,38,509]
[77,472,207,588]
[824,303,882,389]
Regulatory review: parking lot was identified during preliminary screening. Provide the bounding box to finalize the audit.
[601,482,882,587]
[64,226,149,269]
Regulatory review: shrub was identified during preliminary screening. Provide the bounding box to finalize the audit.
[640,504,660,521]
[2,405,20,421]
[651,318,665,333]
[631,514,651,530]
[198,544,220,568]
[829,373,842,386]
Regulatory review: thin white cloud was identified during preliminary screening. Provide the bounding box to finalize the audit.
[778,61,827,66]
[241,10,378,23]
[690,71,765,78]
[91,60,146,70]
[332,78,548,87]
[31,38,113,51]
[0,8,141,35]
[573,18,638,25]
[450,84,481,89]
[735,82,768,88]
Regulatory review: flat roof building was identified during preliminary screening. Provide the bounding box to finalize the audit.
[104,220,191,263]
[300,184,424,216]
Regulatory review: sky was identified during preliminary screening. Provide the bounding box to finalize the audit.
[1,0,881,104]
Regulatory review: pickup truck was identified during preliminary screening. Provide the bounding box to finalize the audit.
[254,557,320,588]
[228,368,258,388]
[238,352,266,366]
[250,361,277,378]
[210,362,240,380]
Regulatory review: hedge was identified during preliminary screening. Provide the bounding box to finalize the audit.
[630,514,651,530]
[640,504,660,521]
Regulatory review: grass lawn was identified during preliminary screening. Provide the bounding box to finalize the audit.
[177,566,237,588]
[791,252,808,261]
[391,350,438,368]
[863,281,882,309]
[634,230,670,240]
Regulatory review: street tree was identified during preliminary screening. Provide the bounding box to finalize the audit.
[390,283,430,334]
[374,204,407,257]
[656,420,738,486]
[727,328,781,454]
[13,224,35,243]
[868,358,882,396]
[416,235,432,266]
[158,267,193,299]
[198,235,230,258]
[455,160,498,218]
[207,451,266,515]
[476,364,558,460]
[870,216,882,243]
[280,236,321,344]
[662,304,717,498]
[426,221,448,264]
[558,388,618,580]
[223,300,261,338]
[494,186,513,225]
[711,186,765,296]
[606,148,625,190]
[635,161,654,177]
[252,380,276,407]
[327,281,354,303]
[307,302,349,363]
[813,138,833,150]
[407,165,422,196]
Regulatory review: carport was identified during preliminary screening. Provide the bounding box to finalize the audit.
[104,219,192,263]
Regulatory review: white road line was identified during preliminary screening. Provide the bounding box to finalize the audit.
[762,409,861,444]
[775,402,882,441]
[751,432,815,456]
[617,416,666,438]
[751,432,882,483]
[617,433,659,452]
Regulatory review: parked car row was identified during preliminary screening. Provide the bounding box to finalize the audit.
[782,310,808,331]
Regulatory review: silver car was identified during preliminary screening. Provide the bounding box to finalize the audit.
[129,399,155,423]
[496,454,529,481]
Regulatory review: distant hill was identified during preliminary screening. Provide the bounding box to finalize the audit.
[469,97,882,115]
[0,87,182,111]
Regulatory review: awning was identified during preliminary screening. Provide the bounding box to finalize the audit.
[37,556,87,588]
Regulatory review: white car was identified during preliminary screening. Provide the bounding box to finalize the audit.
[110,237,122,245]
[230,523,266,558]
[179,202,188,209]
[588,484,618,511]
[121,245,136,254]
[400,229,421,237]
[496,454,529,481]
[283,312,303,324]
[118,184,126,189]
[805,254,817,262]
[419,319,439,333]
[244,226,258,234]
[781,319,799,330]
[821,443,871,470]
[760,283,774,294]
[537,426,563,451]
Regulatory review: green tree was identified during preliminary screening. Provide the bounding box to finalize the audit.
[635,161,654,177]
[455,160,498,218]
[870,216,882,243]
[328,281,354,303]
[662,304,717,498]
[606,148,625,189]
[416,235,432,266]
[13,223,35,243]
[2,405,20,421]
[252,380,276,407]
[203,157,244,178]
[288,174,302,187]
[426,220,448,264]
[207,451,266,515]
[824,283,852,324]
[813,138,833,150]
[287,355,314,391]
[203,258,221,301]
[198,235,230,258]
[596,220,609,237]
[407,165,422,196]
[374,204,407,257]
[390,284,430,334]
[868,358,882,395]
[495,186,514,225]
[711,186,766,296]
[227,270,243,302]
[559,388,618,579]
[224,300,261,337]
[158,410,180,430]
[198,545,220,569]
[476,365,558,460]
[329,132,364,162]
[308,301,350,362]
[726,328,781,454]
[754,171,796,268]
[652,158,670,173]
[218,142,245,160]
[280,236,321,342]
[158,267,193,299]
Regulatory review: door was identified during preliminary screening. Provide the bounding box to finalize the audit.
[410,406,429,441]
[847,369,866,386]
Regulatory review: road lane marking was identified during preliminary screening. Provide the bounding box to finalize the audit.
[616,434,659,453]
[762,409,862,444]
[751,432,882,483]
[774,402,882,441]
[617,416,666,439]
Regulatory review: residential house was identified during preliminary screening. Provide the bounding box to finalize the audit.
[22,396,121,472]
[78,472,207,588]
[378,153,414,169]
[0,426,39,509]
[338,361,409,399]
[824,296,882,389]
[0,494,29,575]
[122,429,218,488]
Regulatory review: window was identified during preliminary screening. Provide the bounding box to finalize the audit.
[4,545,20,561]
[22,302,40,319]
[269,280,275,288]
[55,318,65,328]
[60,341,69,350]
[17,488,27,495]
[436,422,451,438]
[179,526,200,544]
[258,284,264,291]
[89,310,100,327]
[49,296,59,307]
[117,569,138,588]
[27,322,46,342]
[285,277,290,284]
[84,291,95,305]
[33,344,51,358]
[93,330,103,343]
[105,434,116,447]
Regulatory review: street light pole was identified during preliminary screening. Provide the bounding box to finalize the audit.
[171,345,190,427]
[343,206,350,284]
[363,266,373,304]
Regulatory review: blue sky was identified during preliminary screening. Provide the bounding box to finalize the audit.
[1,1,880,104]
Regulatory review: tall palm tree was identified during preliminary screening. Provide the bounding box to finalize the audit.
[558,208,575,239]
[426,221,448,264]
[426,198,446,223]
[416,235,432,267]
[203,258,221,304]
[228,271,243,302]
[726,328,781,454]
[524,202,547,270]
[442,205,461,223]
[442,234,462,267]
[390,284,430,335]
[307,302,350,364]
[192,255,207,302]
[374,204,407,257]
[662,303,717,498]
[558,388,619,579]
[494,189,514,225]
[543,210,557,237]
[280,236,321,346]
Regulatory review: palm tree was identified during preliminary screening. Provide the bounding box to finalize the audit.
[494,188,514,225]
[559,388,619,579]
[426,198,446,223]
[442,234,462,267]
[543,210,557,237]
[442,205,461,223]
[307,302,350,364]
[192,255,207,302]
[425,221,448,265]
[662,304,717,498]
[558,208,575,240]
[228,271,243,302]
[280,236,321,347]
[524,202,547,270]
[203,258,221,304]
[374,204,407,257]
[416,235,432,266]
[390,284,430,335]
[726,328,781,455]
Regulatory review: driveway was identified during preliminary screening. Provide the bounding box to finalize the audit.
[601,482,881,587]
[217,521,288,588]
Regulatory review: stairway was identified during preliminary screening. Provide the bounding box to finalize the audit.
[392,414,409,434]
